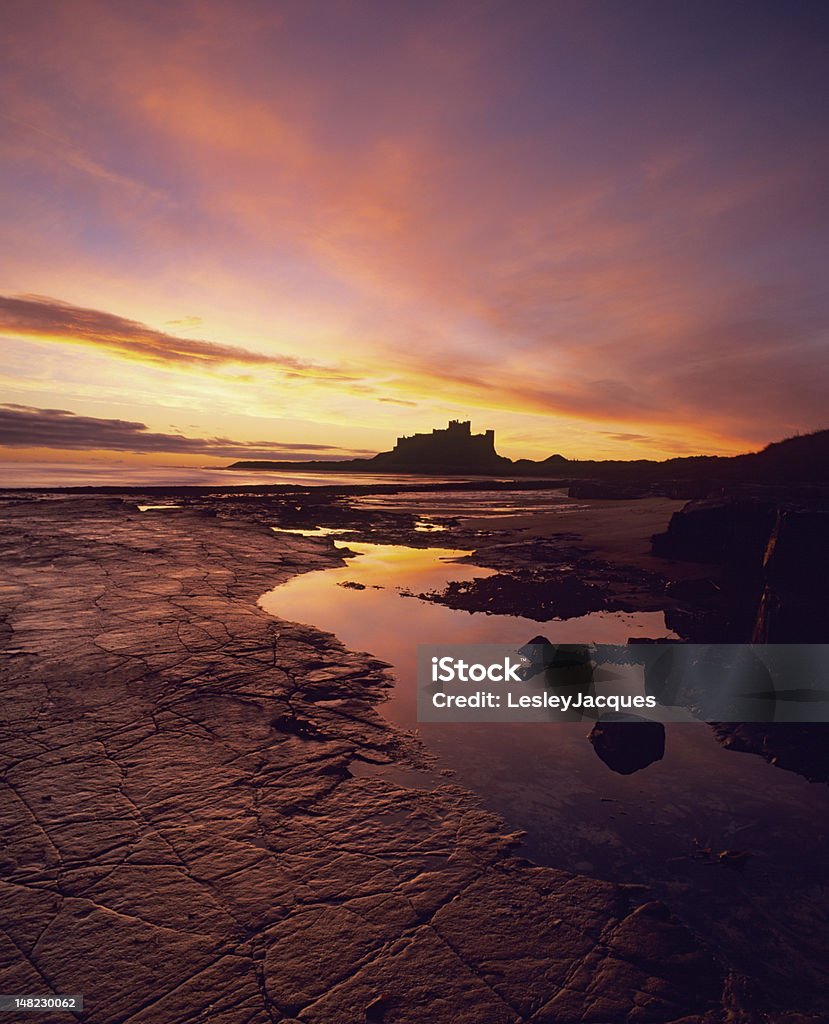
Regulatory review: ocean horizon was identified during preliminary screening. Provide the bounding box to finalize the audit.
[0,460,509,490]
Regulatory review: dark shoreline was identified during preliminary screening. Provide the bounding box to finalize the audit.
[0,477,569,496]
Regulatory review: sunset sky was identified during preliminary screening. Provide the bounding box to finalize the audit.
[1,0,828,469]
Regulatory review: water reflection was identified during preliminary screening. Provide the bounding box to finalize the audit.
[259,539,669,725]
[271,526,357,537]
[350,486,584,519]
[414,519,447,532]
[259,538,829,984]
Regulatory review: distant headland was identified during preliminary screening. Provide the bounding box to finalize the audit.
[228,420,829,485]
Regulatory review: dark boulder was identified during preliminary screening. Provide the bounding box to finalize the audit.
[516,634,555,677]
[588,714,666,775]
[517,637,594,688]
[652,497,778,641]
[651,497,776,567]
[753,508,829,642]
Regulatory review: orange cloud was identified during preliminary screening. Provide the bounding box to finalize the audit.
[0,294,356,381]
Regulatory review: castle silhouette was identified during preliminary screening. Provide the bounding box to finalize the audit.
[371,420,508,472]
[227,421,829,485]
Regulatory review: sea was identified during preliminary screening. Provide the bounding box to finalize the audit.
[0,461,490,490]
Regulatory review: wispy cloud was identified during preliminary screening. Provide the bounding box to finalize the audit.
[0,404,373,460]
[0,109,169,205]
[0,295,354,380]
[601,432,651,443]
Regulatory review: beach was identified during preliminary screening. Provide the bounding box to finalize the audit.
[0,493,750,1024]
[0,490,826,1023]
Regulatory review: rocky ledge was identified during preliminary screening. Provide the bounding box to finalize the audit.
[0,497,807,1023]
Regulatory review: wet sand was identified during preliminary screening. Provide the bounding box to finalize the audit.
[463,496,711,574]
[0,495,818,1023]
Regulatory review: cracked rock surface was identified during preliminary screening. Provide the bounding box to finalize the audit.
[0,497,770,1023]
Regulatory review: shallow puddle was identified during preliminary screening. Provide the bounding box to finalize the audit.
[259,537,670,728]
[259,535,829,986]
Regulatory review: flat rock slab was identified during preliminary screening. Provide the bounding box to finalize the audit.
[0,497,777,1023]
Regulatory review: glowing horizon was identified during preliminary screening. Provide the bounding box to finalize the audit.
[1,1,827,469]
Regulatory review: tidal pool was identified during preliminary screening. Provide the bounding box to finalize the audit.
[260,538,670,723]
[259,536,829,994]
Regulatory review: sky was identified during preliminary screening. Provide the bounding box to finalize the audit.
[1,0,828,469]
